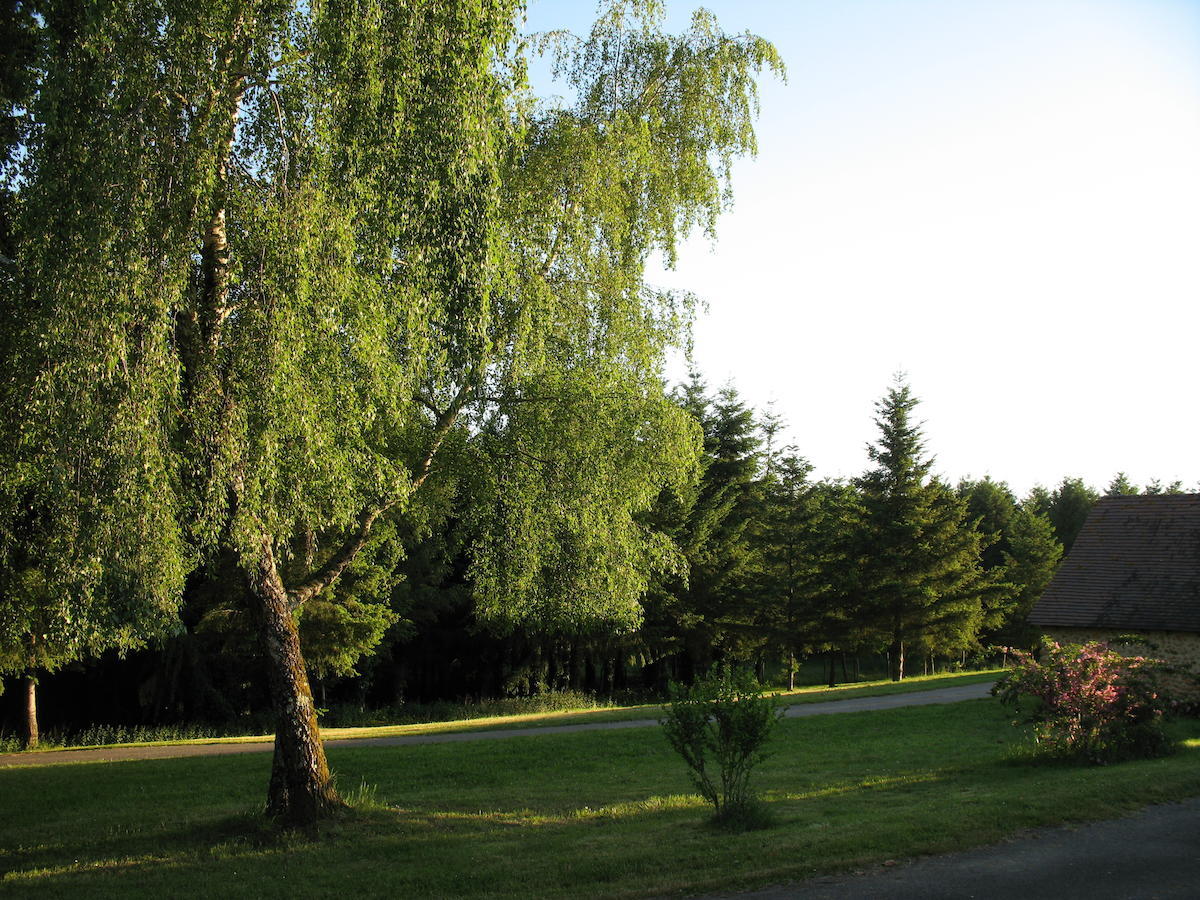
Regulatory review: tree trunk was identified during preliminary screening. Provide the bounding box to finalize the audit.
[788,651,795,691]
[247,542,340,825]
[827,649,837,688]
[889,639,905,681]
[23,674,38,750]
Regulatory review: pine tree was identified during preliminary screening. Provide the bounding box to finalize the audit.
[994,505,1062,650]
[751,443,818,688]
[854,378,993,680]
[1030,478,1099,553]
[640,378,766,679]
[1105,473,1140,496]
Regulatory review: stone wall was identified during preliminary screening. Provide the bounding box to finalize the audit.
[1039,627,1200,703]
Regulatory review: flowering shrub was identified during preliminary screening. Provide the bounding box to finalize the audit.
[994,640,1173,764]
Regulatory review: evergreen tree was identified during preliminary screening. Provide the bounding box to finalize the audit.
[854,378,993,680]
[1031,477,1099,553]
[957,477,1016,571]
[751,441,819,688]
[1143,478,1184,495]
[993,505,1062,650]
[640,377,767,680]
[956,476,1060,646]
[1105,472,1139,496]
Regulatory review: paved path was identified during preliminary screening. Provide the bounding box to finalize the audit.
[716,795,1200,899]
[0,682,992,769]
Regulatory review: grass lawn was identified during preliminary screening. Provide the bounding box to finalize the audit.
[19,669,1003,751]
[2,696,1198,898]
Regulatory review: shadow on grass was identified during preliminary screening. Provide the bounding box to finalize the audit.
[3,711,1198,898]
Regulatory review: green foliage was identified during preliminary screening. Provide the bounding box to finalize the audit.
[995,640,1172,764]
[468,6,783,635]
[957,477,1016,571]
[1143,478,1184,495]
[0,0,518,666]
[0,0,782,746]
[1028,477,1099,553]
[294,520,405,680]
[750,428,859,678]
[992,506,1062,649]
[467,365,699,634]
[661,665,780,828]
[852,378,1003,678]
[1105,472,1140,496]
[0,568,81,680]
[956,478,1063,649]
[639,377,768,674]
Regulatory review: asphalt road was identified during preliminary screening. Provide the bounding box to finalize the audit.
[714,795,1200,900]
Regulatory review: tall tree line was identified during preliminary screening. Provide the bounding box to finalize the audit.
[5,367,1189,749]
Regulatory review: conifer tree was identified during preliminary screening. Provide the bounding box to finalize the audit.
[854,378,994,680]
[993,505,1062,650]
[1030,477,1099,553]
[1105,473,1140,496]
[751,443,817,687]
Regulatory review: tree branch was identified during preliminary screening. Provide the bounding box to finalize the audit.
[284,379,478,608]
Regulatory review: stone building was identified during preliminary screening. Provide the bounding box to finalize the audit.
[1029,494,1200,701]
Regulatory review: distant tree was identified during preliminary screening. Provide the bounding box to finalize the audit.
[751,444,819,688]
[643,378,765,677]
[799,478,876,686]
[1105,473,1139,496]
[854,378,994,680]
[1036,475,1099,554]
[957,477,1017,570]
[992,506,1062,650]
[693,385,767,655]
[1143,479,1184,495]
[0,569,79,749]
[1024,484,1052,515]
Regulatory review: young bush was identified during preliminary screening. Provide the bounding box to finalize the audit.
[661,666,781,829]
[994,640,1172,764]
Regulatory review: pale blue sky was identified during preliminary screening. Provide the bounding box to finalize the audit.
[524,0,1200,495]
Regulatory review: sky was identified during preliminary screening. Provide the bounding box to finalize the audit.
[523,0,1200,497]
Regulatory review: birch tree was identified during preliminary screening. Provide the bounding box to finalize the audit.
[0,0,780,823]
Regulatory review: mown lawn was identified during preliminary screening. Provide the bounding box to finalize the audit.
[11,669,1002,752]
[2,698,1198,898]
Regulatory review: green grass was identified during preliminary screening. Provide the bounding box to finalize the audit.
[13,669,1001,752]
[2,697,1197,898]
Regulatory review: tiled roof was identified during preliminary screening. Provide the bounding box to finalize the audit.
[1029,495,1200,633]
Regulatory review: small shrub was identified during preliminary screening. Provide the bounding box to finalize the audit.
[994,640,1173,764]
[661,666,781,829]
